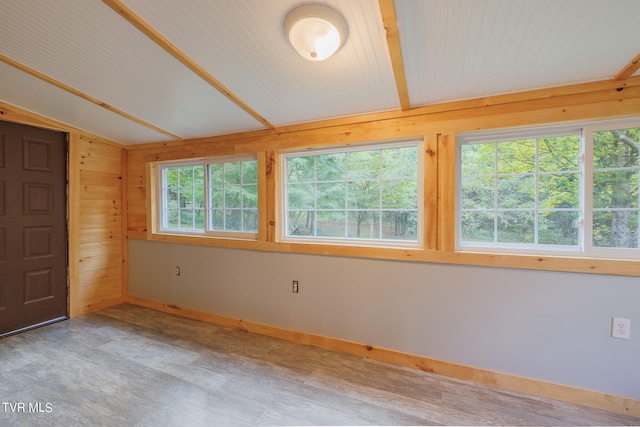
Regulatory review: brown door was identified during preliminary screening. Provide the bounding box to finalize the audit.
[0,120,67,337]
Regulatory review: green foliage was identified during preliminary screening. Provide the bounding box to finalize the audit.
[461,135,580,246]
[162,161,257,233]
[592,128,639,248]
[461,127,640,249]
[285,145,419,240]
[163,165,205,231]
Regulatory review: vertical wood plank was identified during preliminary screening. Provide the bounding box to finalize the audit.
[121,148,129,300]
[76,135,125,314]
[146,161,156,238]
[438,134,455,251]
[265,151,278,242]
[68,132,81,317]
[257,151,268,242]
[423,135,438,250]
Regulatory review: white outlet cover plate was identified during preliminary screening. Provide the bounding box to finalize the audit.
[611,317,631,340]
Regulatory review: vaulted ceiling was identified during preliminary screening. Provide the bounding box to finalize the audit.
[2,0,640,145]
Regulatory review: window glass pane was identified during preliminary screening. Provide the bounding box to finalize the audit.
[593,170,638,209]
[538,135,580,172]
[243,209,258,232]
[166,187,178,209]
[382,180,417,209]
[224,162,241,184]
[460,132,581,250]
[347,150,379,180]
[224,209,241,231]
[193,166,204,187]
[538,211,579,245]
[284,143,420,245]
[209,185,223,208]
[348,211,379,239]
[461,176,494,210]
[210,209,224,229]
[166,209,179,229]
[179,186,193,207]
[382,146,417,178]
[381,211,417,240]
[592,127,639,250]
[179,210,194,229]
[460,121,640,257]
[242,160,257,183]
[288,183,315,209]
[243,184,258,208]
[461,211,495,242]
[224,185,242,209]
[348,180,379,209]
[288,211,314,236]
[593,211,638,248]
[317,182,345,209]
[316,153,345,181]
[194,209,205,229]
[497,175,535,208]
[287,157,315,182]
[209,163,223,185]
[205,159,258,233]
[161,165,205,232]
[461,143,495,176]
[497,139,536,174]
[316,210,346,237]
[593,128,639,169]
[497,211,534,244]
[539,173,579,209]
[178,166,193,186]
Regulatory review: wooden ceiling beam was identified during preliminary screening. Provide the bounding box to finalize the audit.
[378,0,410,111]
[102,0,275,130]
[0,54,181,142]
[614,52,640,81]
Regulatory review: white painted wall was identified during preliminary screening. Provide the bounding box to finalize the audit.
[128,239,639,399]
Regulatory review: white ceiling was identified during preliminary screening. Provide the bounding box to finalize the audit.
[1,0,639,145]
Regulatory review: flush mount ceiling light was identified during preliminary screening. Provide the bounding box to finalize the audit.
[284,4,348,61]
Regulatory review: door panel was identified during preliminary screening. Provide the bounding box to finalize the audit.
[0,120,67,336]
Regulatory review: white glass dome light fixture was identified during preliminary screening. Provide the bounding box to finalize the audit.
[284,4,348,61]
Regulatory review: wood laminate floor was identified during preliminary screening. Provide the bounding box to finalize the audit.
[1,304,638,426]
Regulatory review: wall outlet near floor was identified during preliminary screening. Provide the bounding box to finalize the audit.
[175,266,181,276]
[611,317,630,339]
[292,280,299,293]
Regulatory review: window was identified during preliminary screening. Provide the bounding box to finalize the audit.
[457,119,640,258]
[159,156,258,237]
[281,141,422,247]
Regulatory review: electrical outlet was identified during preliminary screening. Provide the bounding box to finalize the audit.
[611,317,630,339]
[175,266,181,276]
[292,280,299,293]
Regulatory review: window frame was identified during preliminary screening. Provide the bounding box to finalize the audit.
[456,117,640,259]
[279,140,424,249]
[157,154,259,240]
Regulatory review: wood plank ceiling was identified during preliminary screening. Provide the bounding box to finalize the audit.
[1,0,640,145]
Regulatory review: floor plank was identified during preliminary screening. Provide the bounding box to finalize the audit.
[1,303,638,426]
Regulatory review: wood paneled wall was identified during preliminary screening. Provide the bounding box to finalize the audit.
[71,134,127,316]
[0,102,126,317]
